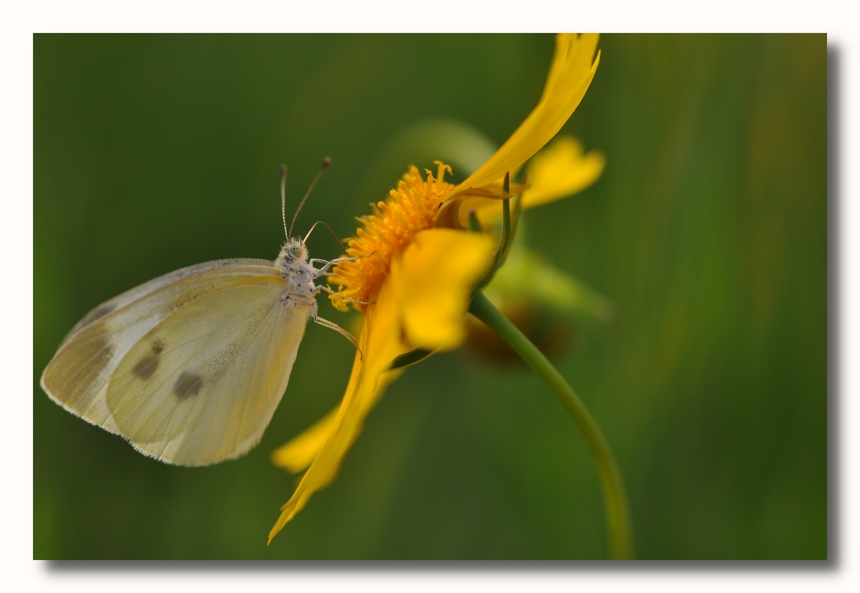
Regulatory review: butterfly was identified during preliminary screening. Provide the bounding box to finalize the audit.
[40,161,355,466]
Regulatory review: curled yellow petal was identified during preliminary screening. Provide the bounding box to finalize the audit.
[454,33,600,194]
[268,274,408,543]
[392,229,496,351]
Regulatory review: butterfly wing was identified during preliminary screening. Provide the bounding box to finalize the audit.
[41,259,310,465]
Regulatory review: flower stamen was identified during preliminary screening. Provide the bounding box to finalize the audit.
[328,164,456,311]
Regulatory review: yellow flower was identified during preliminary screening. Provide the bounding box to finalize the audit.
[268,33,601,544]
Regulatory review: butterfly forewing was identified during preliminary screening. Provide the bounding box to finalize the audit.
[107,275,306,465]
[41,259,309,465]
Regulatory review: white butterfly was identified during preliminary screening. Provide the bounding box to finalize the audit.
[41,163,354,466]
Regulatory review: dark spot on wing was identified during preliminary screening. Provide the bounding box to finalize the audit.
[174,372,203,400]
[131,339,167,381]
[132,354,159,380]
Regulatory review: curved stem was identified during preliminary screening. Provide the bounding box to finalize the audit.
[469,290,633,559]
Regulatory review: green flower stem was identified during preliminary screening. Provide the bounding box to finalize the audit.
[469,290,633,560]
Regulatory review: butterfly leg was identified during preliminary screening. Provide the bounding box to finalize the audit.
[313,316,362,359]
[312,283,373,306]
[309,256,357,276]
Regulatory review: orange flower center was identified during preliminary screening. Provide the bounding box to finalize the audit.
[328,162,455,312]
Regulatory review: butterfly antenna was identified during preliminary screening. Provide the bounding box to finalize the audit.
[304,220,347,251]
[289,157,332,237]
[279,164,289,240]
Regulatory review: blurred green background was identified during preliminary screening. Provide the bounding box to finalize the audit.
[33,34,826,559]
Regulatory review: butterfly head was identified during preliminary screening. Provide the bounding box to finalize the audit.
[279,237,309,262]
[275,237,310,272]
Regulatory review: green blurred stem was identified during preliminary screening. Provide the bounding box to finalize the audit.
[468,290,633,559]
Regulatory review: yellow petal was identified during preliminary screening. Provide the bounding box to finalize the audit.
[454,33,600,194]
[391,229,496,351]
[519,135,605,208]
[268,280,406,544]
